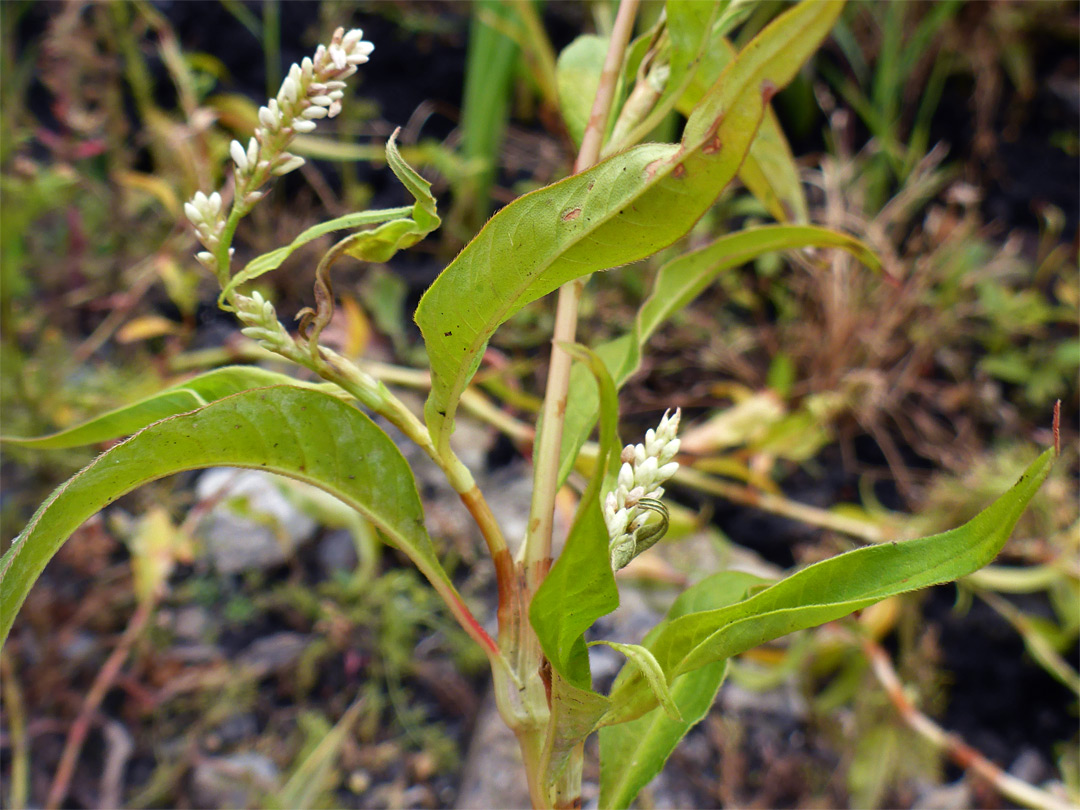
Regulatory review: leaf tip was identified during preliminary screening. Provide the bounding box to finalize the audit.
[1053,399,1061,456]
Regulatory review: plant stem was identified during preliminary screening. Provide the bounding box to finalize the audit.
[0,651,29,810]
[511,3,640,806]
[45,600,154,810]
[861,636,1074,810]
[521,0,640,576]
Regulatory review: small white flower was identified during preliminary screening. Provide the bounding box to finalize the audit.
[230,139,249,172]
[329,44,347,70]
[186,25,374,273]
[272,154,306,176]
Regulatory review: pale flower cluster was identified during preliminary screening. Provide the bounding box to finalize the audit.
[184,27,374,276]
[234,291,290,353]
[604,409,681,568]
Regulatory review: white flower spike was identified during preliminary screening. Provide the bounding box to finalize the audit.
[185,27,374,275]
[604,408,681,570]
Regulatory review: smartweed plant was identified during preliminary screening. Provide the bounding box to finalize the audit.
[1,3,1059,808]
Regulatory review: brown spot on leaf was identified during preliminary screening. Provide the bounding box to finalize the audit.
[702,135,722,155]
[644,157,665,179]
[672,162,686,178]
[761,79,778,104]
[561,207,582,222]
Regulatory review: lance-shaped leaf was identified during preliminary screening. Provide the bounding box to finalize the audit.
[529,344,621,788]
[599,571,766,809]
[678,35,807,223]
[600,574,768,807]
[417,0,845,458]
[556,224,881,485]
[0,386,455,647]
[0,366,338,450]
[607,448,1056,714]
[530,344,621,689]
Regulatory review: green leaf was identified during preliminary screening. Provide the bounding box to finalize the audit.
[530,344,621,689]
[677,36,807,223]
[219,207,411,303]
[0,386,453,646]
[0,366,338,450]
[557,224,880,484]
[417,0,846,459]
[459,0,519,226]
[598,571,765,809]
[589,641,680,721]
[599,663,724,809]
[556,35,607,147]
[609,448,1055,710]
[273,696,366,810]
[529,344,622,790]
[382,128,441,240]
[543,672,611,790]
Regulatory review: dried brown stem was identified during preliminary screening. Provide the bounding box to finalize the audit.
[45,600,154,810]
[861,636,1073,810]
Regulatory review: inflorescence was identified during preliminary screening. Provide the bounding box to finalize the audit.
[184,27,374,280]
[604,408,681,570]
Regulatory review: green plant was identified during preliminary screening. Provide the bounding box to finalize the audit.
[0,4,1061,808]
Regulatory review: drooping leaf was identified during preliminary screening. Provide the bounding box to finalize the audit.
[219,207,411,303]
[598,571,766,809]
[556,224,881,484]
[417,0,846,459]
[345,128,441,258]
[589,641,680,721]
[0,386,453,646]
[0,366,338,450]
[530,344,621,689]
[220,132,438,303]
[608,448,1056,712]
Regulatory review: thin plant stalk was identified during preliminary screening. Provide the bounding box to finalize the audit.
[522,0,641,578]
[512,3,640,805]
[0,651,29,810]
[44,600,154,810]
[861,636,1073,810]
